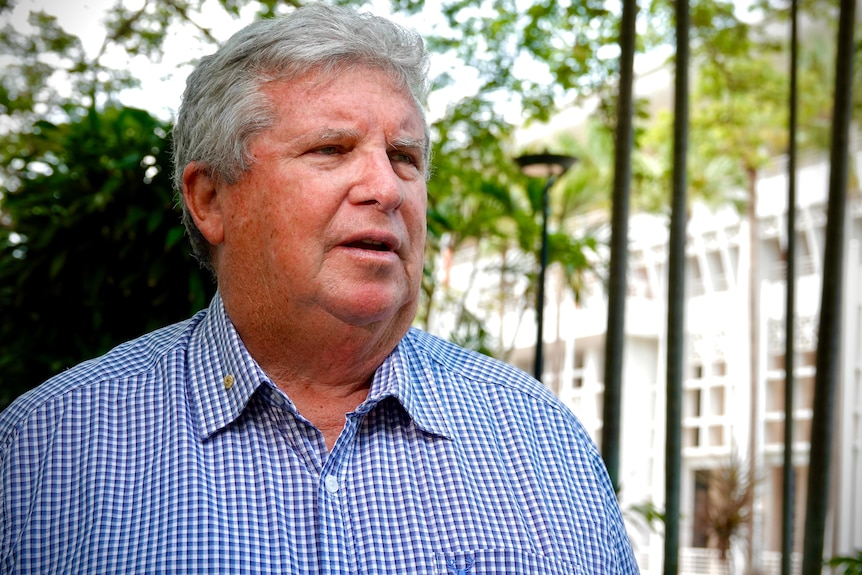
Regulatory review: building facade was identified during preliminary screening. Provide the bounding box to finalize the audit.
[542,152,862,574]
[433,149,862,574]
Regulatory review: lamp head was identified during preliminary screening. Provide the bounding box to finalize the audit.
[514,152,577,179]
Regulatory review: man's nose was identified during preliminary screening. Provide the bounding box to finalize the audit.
[349,151,404,211]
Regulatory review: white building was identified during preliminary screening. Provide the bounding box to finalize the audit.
[429,141,862,574]
[512,149,862,574]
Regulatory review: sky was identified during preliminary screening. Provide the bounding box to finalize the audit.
[1,0,765,133]
[1,0,482,123]
[1,0,263,118]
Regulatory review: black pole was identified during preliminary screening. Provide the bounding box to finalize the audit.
[515,153,576,383]
[601,0,638,492]
[664,1,689,574]
[781,1,799,574]
[801,0,855,572]
[534,175,555,382]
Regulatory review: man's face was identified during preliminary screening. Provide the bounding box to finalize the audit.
[213,67,428,333]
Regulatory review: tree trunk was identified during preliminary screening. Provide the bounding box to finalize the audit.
[746,163,760,575]
[801,0,855,572]
[601,0,637,492]
[781,2,799,574]
[663,1,689,574]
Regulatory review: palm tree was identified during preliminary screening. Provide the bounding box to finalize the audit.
[697,453,756,573]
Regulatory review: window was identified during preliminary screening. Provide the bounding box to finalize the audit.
[709,387,725,416]
[708,425,724,447]
[685,388,702,418]
[687,255,705,296]
[692,470,711,547]
[706,250,727,291]
[684,427,701,449]
[768,353,786,372]
[797,376,815,411]
[572,349,585,388]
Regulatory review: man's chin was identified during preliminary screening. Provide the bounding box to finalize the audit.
[328,293,417,330]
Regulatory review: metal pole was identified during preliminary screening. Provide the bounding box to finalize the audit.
[514,153,576,383]
[534,175,555,382]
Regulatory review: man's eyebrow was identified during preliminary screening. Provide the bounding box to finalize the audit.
[307,127,361,141]
[389,136,423,147]
[389,137,426,153]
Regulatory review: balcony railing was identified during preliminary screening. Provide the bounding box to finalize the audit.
[674,548,801,575]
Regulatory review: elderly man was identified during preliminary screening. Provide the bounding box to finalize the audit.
[0,3,640,573]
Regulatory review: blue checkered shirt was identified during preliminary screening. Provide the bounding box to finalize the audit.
[1,294,639,574]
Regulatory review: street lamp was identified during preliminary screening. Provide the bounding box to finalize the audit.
[514,152,577,382]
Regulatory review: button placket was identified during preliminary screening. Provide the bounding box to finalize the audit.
[317,444,355,572]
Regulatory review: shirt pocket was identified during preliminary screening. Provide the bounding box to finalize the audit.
[434,549,584,575]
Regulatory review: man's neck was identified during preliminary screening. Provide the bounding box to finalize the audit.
[225,303,410,450]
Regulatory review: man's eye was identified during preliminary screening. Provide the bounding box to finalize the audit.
[314,146,341,156]
[390,152,418,166]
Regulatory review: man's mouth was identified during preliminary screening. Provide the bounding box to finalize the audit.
[344,239,393,252]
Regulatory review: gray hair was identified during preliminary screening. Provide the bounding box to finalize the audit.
[172,2,431,271]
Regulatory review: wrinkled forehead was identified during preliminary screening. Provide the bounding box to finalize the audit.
[261,63,431,162]
[268,61,427,125]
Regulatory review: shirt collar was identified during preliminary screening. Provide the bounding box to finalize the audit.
[187,293,271,440]
[358,331,453,440]
[187,295,452,441]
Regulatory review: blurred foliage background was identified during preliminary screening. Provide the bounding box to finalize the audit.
[0,0,857,409]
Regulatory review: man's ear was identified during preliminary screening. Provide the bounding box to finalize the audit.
[182,162,225,245]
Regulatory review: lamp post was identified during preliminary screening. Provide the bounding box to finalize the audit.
[514,152,577,382]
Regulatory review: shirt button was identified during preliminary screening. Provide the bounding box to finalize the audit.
[324,475,340,494]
